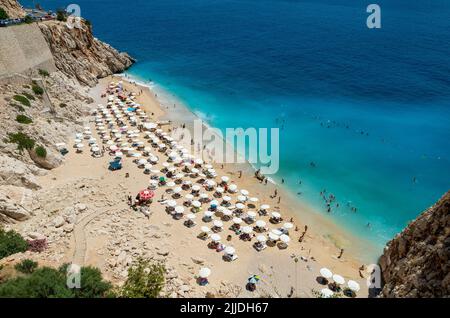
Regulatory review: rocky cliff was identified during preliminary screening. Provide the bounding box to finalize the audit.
[39,20,134,87]
[379,191,450,298]
[0,0,26,18]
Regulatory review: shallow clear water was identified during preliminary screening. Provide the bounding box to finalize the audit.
[29,0,450,256]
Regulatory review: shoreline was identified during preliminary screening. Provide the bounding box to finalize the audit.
[113,72,381,264]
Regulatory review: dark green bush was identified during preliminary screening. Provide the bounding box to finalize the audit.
[56,9,67,22]
[7,132,35,151]
[32,84,44,95]
[16,115,33,124]
[24,15,33,24]
[21,92,35,101]
[59,103,67,108]
[14,259,38,274]
[0,8,8,20]
[35,145,47,158]
[38,69,49,77]
[0,264,112,298]
[117,258,166,298]
[13,95,31,107]
[0,229,28,260]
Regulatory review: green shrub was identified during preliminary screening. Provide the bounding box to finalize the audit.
[13,95,31,107]
[7,132,35,151]
[117,258,166,298]
[21,92,35,100]
[24,15,33,24]
[0,229,28,260]
[0,8,8,20]
[59,103,67,108]
[38,69,49,77]
[0,264,112,298]
[56,9,67,22]
[14,259,38,274]
[35,145,47,158]
[16,115,33,124]
[32,84,44,95]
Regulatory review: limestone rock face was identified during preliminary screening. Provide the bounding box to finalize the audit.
[379,191,450,298]
[38,20,134,87]
[0,0,26,18]
[0,189,31,222]
[0,155,41,189]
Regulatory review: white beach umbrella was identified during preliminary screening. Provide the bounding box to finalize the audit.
[271,229,283,236]
[173,187,182,194]
[257,235,267,243]
[320,288,334,298]
[91,146,100,152]
[240,189,249,196]
[235,203,245,210]
[255,220,266,228]
[204,211,214,217]
[224,246,235,255]
[260,204,270,210]
[167,200,177,208]
[210,234,221,242]
[192,200,201,208]
[242,226,253,234]
[283,222,294,230]
[201,226,211,233]
[320,268,333,279]
[221,176,229,183]
[247,211,257,219]
[333,274,345,285]
[185,194,194,200]
[280,234,290,244]
[166,181,176,187]
[187,213,196,220]
[76,143,84,149]
[271,212,281,219]
[215,187,224,193]
[199,267,211,278]
[237,195,247,202]
[347,280,360,292]
[222,196,231,202]
[210,199,219,206]
[199,193,209,200]
[232,217,243,224]
[268,232,280,241]
[192,185,201,191]
[175,206,185,214]
[213,220,223,228]
[222,209,232,216]
[138,159,147,165]
[249,197,259,203]
[228,184,237,192]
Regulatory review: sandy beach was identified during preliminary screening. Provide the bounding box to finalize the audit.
[7,75,370,298]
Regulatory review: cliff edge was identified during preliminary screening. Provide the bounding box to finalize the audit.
[379,191,450,297]
[39,20,134,87]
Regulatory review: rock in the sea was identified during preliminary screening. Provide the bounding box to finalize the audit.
[379,191,450,298]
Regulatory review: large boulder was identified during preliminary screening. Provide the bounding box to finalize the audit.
[379,191,450,298]
[0,155,42,189]
[0,189,31,221]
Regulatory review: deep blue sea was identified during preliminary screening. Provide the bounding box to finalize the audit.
[27,0,450,258]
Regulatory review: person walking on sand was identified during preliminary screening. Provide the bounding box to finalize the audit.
[338,248,344,259]
[278,196,281,204]
[238,170,242,178]
[281,178,285,184]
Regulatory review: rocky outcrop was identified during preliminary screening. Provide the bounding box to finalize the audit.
[379,191,450,298]
[39,20,134,87]
[0,185,33,222]
[0,0,26,18]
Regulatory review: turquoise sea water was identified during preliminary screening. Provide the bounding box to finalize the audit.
[28,0,450,258]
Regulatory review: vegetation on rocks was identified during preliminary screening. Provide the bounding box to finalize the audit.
[38,69,50,77]
[14,259,38,274]
[13,95,30,107]
[16,114,33,124]
[31,84,44,95]
[0,263,112,298]
[0,8,8,19]
[21,92,35,101]
[7,132,35,151]
[0,229,28,260]
[116,258,166,298]
[35,145,47,158]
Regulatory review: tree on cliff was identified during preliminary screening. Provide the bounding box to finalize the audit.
[0,7,9,19]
